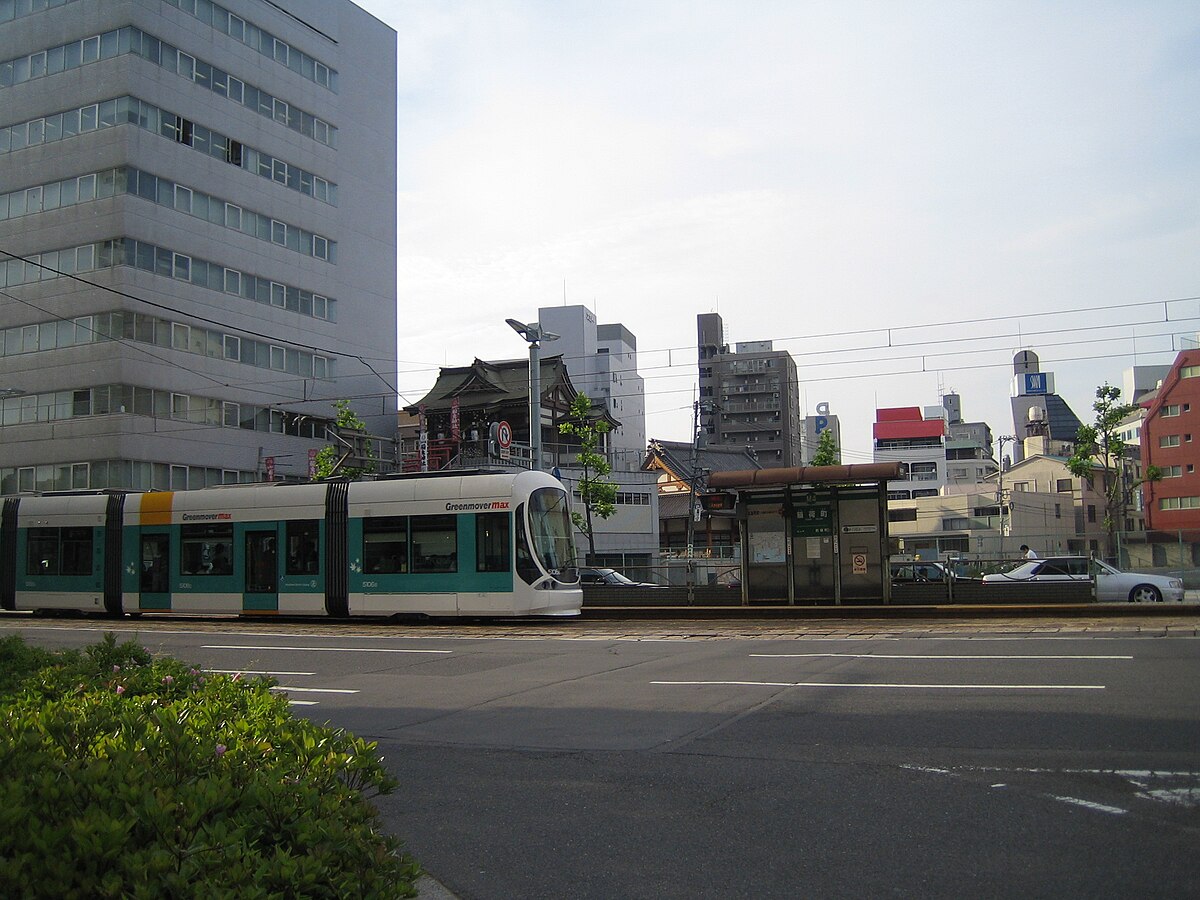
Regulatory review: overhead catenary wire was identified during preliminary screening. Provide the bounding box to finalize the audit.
[2,242,1197,460]
[0,247,412,404]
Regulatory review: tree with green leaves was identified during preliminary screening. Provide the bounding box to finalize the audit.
[1067,382,1160,559]
[558,393,617,562]
[810,427,840,466]
[313,399,376,479]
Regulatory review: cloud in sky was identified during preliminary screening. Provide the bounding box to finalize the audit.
[360,0,1200,457]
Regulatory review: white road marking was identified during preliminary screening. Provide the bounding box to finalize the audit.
[287,699,319,706]
[749,653,1133,660]
[1136,788,1200,806]
[270,686,358,694]
[202,644,452,654]
[906,764,1200,810]
[208,669,316,676]
[1051,795,1128,815]
[653,680,1105,690]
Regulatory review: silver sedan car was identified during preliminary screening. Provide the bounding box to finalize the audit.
[982,556,1185,602]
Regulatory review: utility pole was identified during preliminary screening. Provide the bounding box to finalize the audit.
[996,435,1016,559]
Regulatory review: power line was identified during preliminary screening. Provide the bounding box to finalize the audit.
[0,247,410,402]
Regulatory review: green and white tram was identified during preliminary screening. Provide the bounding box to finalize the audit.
[0,469,581,618]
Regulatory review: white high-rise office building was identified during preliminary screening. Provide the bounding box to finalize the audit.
[538,305,646,472]
[0,0,396,492]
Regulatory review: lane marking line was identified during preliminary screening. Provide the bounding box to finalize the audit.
[270,686,358,694]
[1051,795,1128,815]
[208,669,315,676]
[749,653,1133,660]
[653,680,1105,690]
[202,644,452,654]
[287,699,319,706]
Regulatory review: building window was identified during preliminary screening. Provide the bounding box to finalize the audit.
[888,508,917,522]
[1056,478,1073,492]
[1181,366,1199,378]
[1160,435,1181,448]
[1161,497,1200,510]
[1087,505,1097,523]
[1162,465,1183,478]
[1161,404,1181,417]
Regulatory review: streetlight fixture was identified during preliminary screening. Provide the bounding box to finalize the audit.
[505,318,559,471]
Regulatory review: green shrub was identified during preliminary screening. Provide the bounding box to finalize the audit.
[0,634,419,899]
[0,633,72,695]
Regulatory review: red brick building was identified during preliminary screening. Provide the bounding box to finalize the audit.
[1141,349,1200,532]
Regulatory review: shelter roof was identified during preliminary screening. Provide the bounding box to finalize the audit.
[707,462,903,489]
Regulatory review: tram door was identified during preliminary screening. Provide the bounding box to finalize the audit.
[139,532,171,610]
[243,528,279,612]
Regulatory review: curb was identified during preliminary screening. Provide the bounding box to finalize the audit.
[416,874,459,899]
[580,602,1200,620]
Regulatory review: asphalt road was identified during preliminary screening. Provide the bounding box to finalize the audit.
[5,615,1199,899]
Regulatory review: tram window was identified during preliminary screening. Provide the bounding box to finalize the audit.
[285,519,320,574]
[26,528,60,575]
[475,512,510,573]
[25,527,92,576]
[411,515,457,573]
[363,516,407,574]
[60,527,93,575]
[513,505,540,585]
[181,523,233,575]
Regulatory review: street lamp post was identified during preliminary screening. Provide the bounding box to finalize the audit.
[505,318,559,471]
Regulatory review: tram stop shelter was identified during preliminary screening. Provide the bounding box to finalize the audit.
[707,463,902,605]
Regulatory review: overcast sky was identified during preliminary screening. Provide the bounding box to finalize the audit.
[355,0,1200,461]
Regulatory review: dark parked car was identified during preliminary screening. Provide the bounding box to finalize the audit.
[890,561,952,584]
[579,567,662,587]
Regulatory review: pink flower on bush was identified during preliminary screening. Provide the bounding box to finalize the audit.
[115,685,125,695]
[162,675,174,685]
[112,665,121,672]
[215,744,227,757]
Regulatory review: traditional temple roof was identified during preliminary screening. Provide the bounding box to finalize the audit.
[642,439,763,488]
[404,355,616,427]
[404,355,574,414]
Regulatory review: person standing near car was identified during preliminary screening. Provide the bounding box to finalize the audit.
[1020,545,1038,559]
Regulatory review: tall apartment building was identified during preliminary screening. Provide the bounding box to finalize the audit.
[696,312,802,467]
[800,401,841,464]
[1141,349,1200,533]
[0,0,397,494]
[942,393,997,488]
[873,405,947,500]
[538,305,646,473]
[875,394,996,500]
[1009,350,1083,463]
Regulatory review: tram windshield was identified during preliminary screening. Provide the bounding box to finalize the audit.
[527,487,578,575]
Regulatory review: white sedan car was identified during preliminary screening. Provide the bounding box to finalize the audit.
[982,556,1185,602]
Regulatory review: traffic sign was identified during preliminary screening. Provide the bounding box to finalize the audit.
[496,420,512,449]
